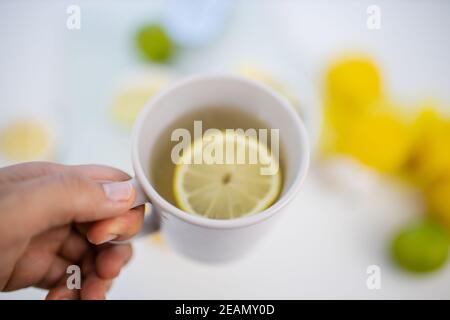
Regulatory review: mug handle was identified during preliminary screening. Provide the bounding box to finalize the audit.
[108,177,160,243]
[130,177,148,208]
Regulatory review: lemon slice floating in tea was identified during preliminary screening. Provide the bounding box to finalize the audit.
[173,132,282,219]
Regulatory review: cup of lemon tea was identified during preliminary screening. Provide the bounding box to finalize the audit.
[123,74,309,262]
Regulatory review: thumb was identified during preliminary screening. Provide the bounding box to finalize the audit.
[1,172,135,239]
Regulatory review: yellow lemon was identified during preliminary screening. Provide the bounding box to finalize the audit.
[334,111,412,173]
[111,75,170,128]
[173,131,282,219]
[325,55,382,115]
[321,56,386,157]
[426,178,450,231]
[0,119,54,162]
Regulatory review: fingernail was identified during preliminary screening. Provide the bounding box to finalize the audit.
[103,181,133,201]
[99,234,118,244]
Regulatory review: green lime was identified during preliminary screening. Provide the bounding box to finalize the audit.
[136,24,173,62]
[391,221,449,273]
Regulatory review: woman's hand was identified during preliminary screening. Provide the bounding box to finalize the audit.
[0,162,145,299]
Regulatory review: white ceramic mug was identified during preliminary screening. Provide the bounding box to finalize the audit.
[126,74,309,263]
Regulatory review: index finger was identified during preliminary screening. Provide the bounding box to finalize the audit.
[0,162,131,183]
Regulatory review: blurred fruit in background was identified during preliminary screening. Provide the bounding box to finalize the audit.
[321,55,413,173]
[405,108,450,187]
[325,56,382,116]
[405,107,450,233]
[0,118,54,162]
[331,108,412,173]
[136,24,173,63]
[110,68,175,129]
[321,56,382,158]
[320,54,450,273]
[391,221,449,273]
[237,65,301,111]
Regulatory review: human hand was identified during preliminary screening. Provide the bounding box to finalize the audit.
[0,162,145,299]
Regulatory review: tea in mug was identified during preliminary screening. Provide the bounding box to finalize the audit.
[149,106,283,219]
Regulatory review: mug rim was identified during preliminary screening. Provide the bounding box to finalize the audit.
[132,73,310,229]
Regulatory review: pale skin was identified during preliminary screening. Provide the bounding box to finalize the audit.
[0,162,145,300]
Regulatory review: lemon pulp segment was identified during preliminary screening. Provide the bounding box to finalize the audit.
[0,119,53,161]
